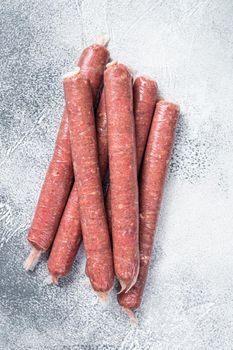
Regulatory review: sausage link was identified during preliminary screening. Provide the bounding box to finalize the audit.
[25,43,109,271]
[48,89,108,282]
[25,110,73,262]
[64,71,114,293]
[104,62,139,292]
[105,76,158,234]
[118,100,179,312]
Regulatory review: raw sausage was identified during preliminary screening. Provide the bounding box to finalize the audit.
[104,62,139,292]
[118,100,179,316]
[105,76,158,233]
[24,110,73,270]
[64,71,113,294]
[63,70,114,294]
[48,89,108,283]
[24,39,109,271]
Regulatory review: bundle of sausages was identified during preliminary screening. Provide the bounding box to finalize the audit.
[24,36,179,319]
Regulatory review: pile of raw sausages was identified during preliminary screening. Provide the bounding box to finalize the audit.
[24,37,179,319]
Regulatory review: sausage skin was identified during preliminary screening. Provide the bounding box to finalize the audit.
[104,62,139,292]
[25,43,109,271]
[64,71,114,293]
[48,89,108,282]
[118,100,179,312]
[105,76,158,234]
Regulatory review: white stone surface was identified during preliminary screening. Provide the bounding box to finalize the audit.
[0,0,233,349]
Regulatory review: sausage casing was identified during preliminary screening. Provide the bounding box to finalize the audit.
[64,72,114,292]
[104,63,139,291]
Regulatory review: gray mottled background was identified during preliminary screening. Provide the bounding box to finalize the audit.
[0,0,233,349]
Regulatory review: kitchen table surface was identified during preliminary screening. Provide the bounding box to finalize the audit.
[0,1,233,349]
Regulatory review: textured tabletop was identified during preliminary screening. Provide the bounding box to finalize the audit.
[0,0,233,349]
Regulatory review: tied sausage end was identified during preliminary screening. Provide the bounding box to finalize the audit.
[43,275,53,285]
[43,274,60,286]
[50,274,59,285]
[97,291,109,305]
[95,33,110,47]
[63,67,81,80]
[106,60,118,68]
[24,247,42,271]
[123,308,138,324]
